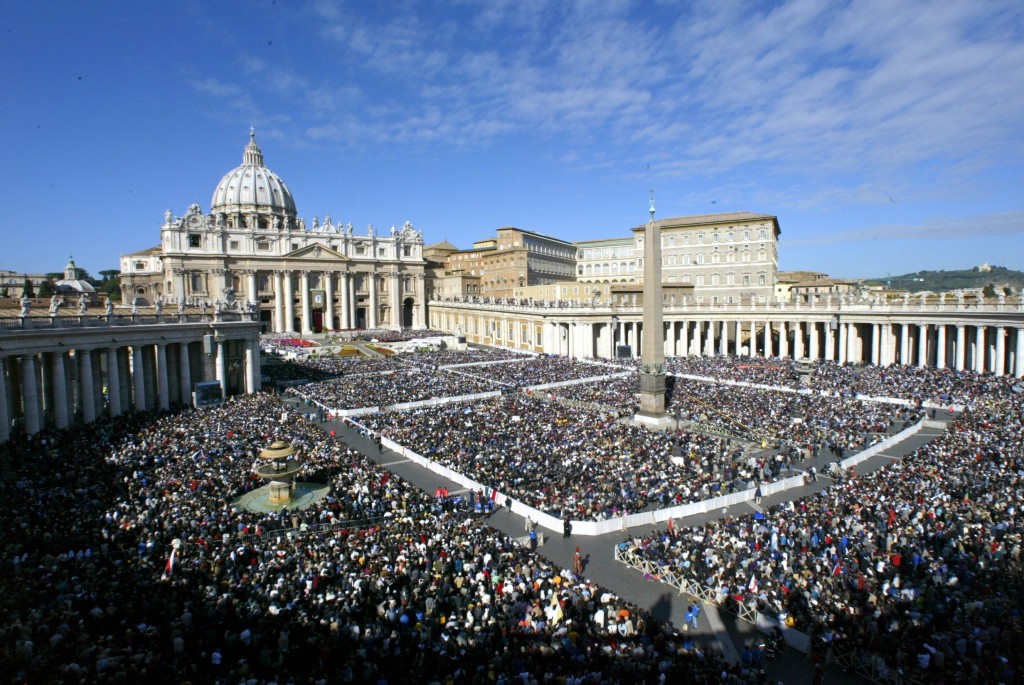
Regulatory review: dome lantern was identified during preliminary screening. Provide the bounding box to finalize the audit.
[210,130,297,219]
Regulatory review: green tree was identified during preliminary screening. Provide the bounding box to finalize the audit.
[98,269,121,301]
[982,283,997,299]
[38,280,54,298]
[1004,286,1014,297]
[22,278,35,297]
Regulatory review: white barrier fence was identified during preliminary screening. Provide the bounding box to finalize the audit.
[524,371,632,393]
[346,414,925,537]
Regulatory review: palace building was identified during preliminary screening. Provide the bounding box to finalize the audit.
[120,131,428,333]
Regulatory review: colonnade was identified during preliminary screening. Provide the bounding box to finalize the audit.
[0,321,262,444]
[263,268,426,334]
[430,302,1024,378]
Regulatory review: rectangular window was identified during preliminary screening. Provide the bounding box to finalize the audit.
[189,234,201,248]
[229,240,239,250]
[256,241,270,251]
[134,261,146,270]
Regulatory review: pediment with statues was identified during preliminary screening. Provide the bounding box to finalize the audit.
[282,243,351,262]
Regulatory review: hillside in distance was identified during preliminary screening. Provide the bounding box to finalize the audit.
[862,265,1024,293]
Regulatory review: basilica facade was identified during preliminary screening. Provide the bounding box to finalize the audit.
[120,132,428,333]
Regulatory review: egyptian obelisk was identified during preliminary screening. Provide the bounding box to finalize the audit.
[635,191,672,428]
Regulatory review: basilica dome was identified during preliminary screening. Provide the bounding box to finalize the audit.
[210,131,297,217]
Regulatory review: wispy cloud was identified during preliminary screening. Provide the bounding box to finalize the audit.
[188,0,1024,194]
[787,211,1024,246]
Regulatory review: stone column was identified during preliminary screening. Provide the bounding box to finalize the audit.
[837,322,847,364]
[936,324,947,369]
[900,324,910,366]
[247,271,258,305]
[18,355,40,434]
[117,348,131,411]
[955,325,966,371]
[284,271,296,333]
[216,340,227,398]
[415,274,427,328]
[0,357,9,444]
[273,271,285,333]
[324,271,335,331]
[871,323,881,365]
[678,320,689,357]
[994,326,1006,376]
[974,325,985,373]
[77,350,95,424]
[734,320,743,357]
[369,273,379,328]
[179,342,192,405]
[246,338,259,393]
[794,321,804,359]
[778,321,789,358]
[142,345,157,410]
[748,320,756,356]
[106,348,122,416]
[719,319,728,355]
[49,352,69,429]
[917,324,928,368]
[884,323,895,366]
[132,345,146,411]
[348,273,357,329]
[1015,328,1024,378]
[388,272,400,329]
[339,272,350,329]
[764,321,773,357]
[157,344,170,410]
[703,321,714,356]
[300,271,312,334]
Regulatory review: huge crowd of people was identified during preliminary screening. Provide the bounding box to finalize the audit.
[0,395,749,684]
[622,378,1023,683]
[4,337,1022,683]
[290,368,501,411]
[661,354,1009,409]
[454,358,618,389]
[361,394,826,521]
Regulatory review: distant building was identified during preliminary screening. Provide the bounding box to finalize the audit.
[631,212,780,305]
[442,227,576,298]
[54,256,97,296]
[574,237,638,284]
[776,270,858,303]
[0,269,49,295]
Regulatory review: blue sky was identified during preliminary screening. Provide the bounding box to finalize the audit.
[2,0,1022,279]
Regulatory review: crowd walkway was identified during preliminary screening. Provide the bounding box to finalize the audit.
[282,392,956,684]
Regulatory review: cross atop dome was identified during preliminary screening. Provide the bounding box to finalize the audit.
[243,128,264,166]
